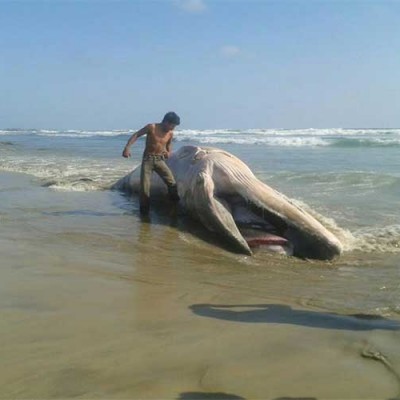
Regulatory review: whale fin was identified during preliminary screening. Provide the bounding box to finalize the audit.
[191,171,252,255]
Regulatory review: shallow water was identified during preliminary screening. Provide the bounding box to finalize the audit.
[1,129,400,398]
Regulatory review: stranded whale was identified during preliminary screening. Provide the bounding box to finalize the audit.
[113,145,343,260]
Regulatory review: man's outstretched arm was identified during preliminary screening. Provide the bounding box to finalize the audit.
[122,124,150,158]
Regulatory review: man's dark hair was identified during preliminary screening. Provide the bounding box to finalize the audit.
[162,111,180,126]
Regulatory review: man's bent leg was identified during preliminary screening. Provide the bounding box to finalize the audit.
[167,184,180,202]
[139,159,153,214]
[154,160,180,202]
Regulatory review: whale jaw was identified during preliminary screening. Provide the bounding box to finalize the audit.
[193,187,341,260]
[184,154,342,260]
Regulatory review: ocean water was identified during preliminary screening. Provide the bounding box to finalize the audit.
[0,129,400,316]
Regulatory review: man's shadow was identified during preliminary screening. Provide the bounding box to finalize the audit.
[190,304,400,331]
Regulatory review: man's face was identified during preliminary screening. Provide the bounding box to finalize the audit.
[163,122,177,131]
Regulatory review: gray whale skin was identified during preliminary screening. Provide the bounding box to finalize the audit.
[113,145,343,260]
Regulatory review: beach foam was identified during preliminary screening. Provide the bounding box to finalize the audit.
[0,155,134,192]
[352,225,400,253]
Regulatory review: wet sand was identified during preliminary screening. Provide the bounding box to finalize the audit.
[1,172,400,399]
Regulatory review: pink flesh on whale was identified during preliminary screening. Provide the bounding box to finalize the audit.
[244,233,288,248]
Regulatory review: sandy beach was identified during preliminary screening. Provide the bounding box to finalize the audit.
[1,171,400,399]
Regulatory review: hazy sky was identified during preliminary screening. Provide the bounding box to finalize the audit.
[1,0,399,129]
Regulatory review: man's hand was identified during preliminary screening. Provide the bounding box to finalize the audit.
[122,147,131,158]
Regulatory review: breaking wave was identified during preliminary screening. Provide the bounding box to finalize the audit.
[1,128,400,147]
[173,128,400,147]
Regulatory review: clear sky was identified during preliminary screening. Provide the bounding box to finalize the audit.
[1,0,400,129]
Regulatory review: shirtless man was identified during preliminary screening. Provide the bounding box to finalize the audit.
[122,112,180,214]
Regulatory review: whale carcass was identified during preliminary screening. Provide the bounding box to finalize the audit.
[113,145,343,260]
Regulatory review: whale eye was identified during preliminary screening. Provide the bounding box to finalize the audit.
[194,150,207,160]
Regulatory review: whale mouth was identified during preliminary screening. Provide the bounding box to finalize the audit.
[240,227,294,256]
[244,232,288,247]
[217,195,295,256]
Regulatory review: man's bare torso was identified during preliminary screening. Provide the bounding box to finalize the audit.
[144,123,173,156]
